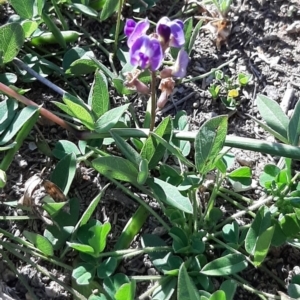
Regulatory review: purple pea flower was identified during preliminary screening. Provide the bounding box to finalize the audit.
[156,17,185,48]
[130,35,163,71]
[160,48,189,79]
[124,18,150,48]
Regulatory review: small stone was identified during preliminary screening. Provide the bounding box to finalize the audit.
[193,100,200,109]
[147,268,157,276]
[28,142,37,151]
[50,128,57,134]
[152,226,167,236]
[45,281,60,298]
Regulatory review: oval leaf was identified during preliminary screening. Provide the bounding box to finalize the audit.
[201,254,247,276]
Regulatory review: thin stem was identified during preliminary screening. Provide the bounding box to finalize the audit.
[13,58,65,96]
[229,275,278,300]
[114,0,124,56]
[182,56,237,83]
[107,176,170,231]
[51,0,68,30]
[150,71,157,131]
[219,186,253,204]
[190,189,198,233]
[217,190,256,218]
[137,276,173,300]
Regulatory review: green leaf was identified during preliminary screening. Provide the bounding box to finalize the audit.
[151,132,195,168]
[177,264,200,300]
[52,140,81,159]
[21,20,38,38]
[222,221,239,244]
[227,166,252,186]
[238,73,252,86]
[95,103,130,133]
[63,93,95,130]
[50,152,76,194]
[100,0,119,20]
[66,58,98,75]
[110,130,142,167]
[67,242,95,255]
[137,158,149,185]
[245,206,271,255]
[173,111,191,157]
[288,100,300,146]
[88,70,110,118]
[97,257,117,279]
[209,291,226,300]
[188,20,203,56]
[115,281,135,300]
[92,156,139,183]
[89,222,111,256]
[280,213,300,238]
[152,277,176,300]
[170,227,189,253]
[259,164,280,188]
[201,254,247,276]
[74,184,109,232]
[0,23,24,63]
[253,225,274,267]
[247,114,288,144]
[103,273,130,300]
[220,279,237,300]
[0,98,18,135]
[72,263,96,285]
[149,178,193,214]
[141,116,172,170]
[195,115,228,174]
[256,94,289,139]
[71,3,98,17]
[288,283,300,298]
[9,0,35,18]
[23,230,54,256]
[0,106,39,145]
[42,12,66,49]
[43,201,68,218]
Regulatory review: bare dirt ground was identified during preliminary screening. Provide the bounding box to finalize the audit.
[1,0,300,299]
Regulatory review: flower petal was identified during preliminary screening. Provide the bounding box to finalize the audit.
[148,38,163,70]
[127,18,150,48]
[156,16,171,43]
[129,36,163,71]
[169,20,185,48]
[124,19,136,37]
[171,48,189,78]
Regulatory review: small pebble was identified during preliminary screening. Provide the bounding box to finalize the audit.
[193,100,200,109]
[147,268,157,276]
[28,142,37,151]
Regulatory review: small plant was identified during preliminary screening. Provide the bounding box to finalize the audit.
[208,69,252,109]
[1,1,300,299]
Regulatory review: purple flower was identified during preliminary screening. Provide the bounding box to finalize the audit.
[130,35,163,71]
[171,48,189,78]
[124,18,150,48]
[160,48,189,79]
[156,17,185,48]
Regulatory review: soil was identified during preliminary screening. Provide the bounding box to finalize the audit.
[1,0,300,299]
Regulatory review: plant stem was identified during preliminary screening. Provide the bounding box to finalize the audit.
[107,176,170,231]
[114,0,124,56]
[13,58,66,96]
[219,186,253,204]
[150,71,157,131]
[216,195,273,229]
[182,55,237,83]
